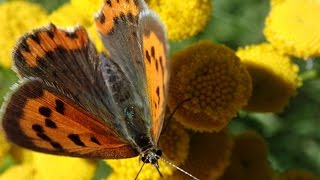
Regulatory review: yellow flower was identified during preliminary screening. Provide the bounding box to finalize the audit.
[70,0,101,20]
[49,3,93,27]
[31,152,97,180]
[105,156,174,180]
[0,131,10,163]
[0,163,35,180]
[147,0,212,40]
[166,129,233,180]
[87,25,107,53]
[220,131,273,180]
[236,43,301,112]
[0,1,48,68]
[277,169,319,180]
[169,41,252,132]
[158,119,189,166]
[264,0,320,59]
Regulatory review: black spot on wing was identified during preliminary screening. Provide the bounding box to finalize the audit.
[39,106,52,117]
[91,137,101,145]
[151,46,155,57]
[50,141,63,150]
[32,124,44,133]
[146,50,151,63]
[37,133,51,141]
[55,99,65,115]
[68,134,86,147]
[45,118,57,128]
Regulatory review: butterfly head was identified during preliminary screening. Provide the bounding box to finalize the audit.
[140,147,162,165]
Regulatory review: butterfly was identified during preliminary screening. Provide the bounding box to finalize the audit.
[1,0,169,171]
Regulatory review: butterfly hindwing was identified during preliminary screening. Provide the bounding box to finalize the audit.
[1,80,138,159]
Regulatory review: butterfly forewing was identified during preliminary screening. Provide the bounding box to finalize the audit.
[2,80,138,159]
[140,11,169,142]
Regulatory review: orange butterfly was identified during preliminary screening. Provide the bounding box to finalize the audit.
[1,0,169,174]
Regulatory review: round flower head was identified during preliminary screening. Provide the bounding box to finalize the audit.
[105,156,174,180]
[31,152,97,180]
[220,131,273,180]
[264,0,320,59]
[0,1,48,67]
[277,169,319,180]
[158,119,190,166]
[236,43,301,112]
[166,129,233,180]
[169,41,252,132]
[146,0,212,40]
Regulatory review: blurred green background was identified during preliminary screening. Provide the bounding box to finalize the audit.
[0,0,320,177]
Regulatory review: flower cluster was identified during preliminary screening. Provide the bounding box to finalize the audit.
[0,0,319,179]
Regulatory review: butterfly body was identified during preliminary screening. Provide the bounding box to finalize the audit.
[1,0,168,168]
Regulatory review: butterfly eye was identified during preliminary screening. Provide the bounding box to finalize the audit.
[155,149,162,157]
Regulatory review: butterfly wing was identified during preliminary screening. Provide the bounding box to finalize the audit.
[1,80,138,159]
[12,24,115,131]
[95,0,169,143]
[139,9,169,142]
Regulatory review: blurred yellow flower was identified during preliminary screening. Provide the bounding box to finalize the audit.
[0,1,48,68]
[220,131,273,180]
[31,152,97,180]
[0,164,35,180]
[70,0,101,20]
[167,129,233,180]
[0,132,10,163]
[105,156,174,180]
[147,0,212,40]
[49,3,93,27]
[264,0,320,59]
[236,43,301,112]
[277,169,319,180]
[169,41,252,132]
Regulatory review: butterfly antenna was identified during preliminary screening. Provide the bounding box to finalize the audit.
[162,98,191,133]
[158,156,200,180]
[135,162,145,180]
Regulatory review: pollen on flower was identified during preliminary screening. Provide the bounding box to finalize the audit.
[0,132,10,163]
[146,0,212,40]
[166,129,233,180]
[0,164,35,179]
[158,119,189,166]
[169,41,252,132]
[264,0,320,59]
[105,156,174,180]
[236,43,301,112]
[0,1,48,68]
[220,131,273,180]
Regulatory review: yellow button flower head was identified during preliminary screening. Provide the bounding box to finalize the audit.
[31,152,97,180]
[236,43,301,112]
[169,41,252,132]
[277,169,319,180]
[166,129,233,180]
[264,0,320,59]
[105,156,174,180]
[147,0,212,40]
[0,1,48,68]
[158,119,189,165]
[220,131,273,180]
